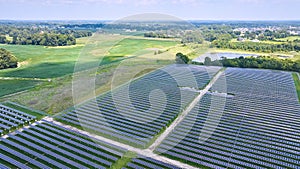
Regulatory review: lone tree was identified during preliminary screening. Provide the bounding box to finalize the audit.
[0,48,18,69]
[204,57,212,66]
[175,52,189,64]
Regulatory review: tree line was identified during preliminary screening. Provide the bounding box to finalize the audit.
[201,56,300,72]
[0,48,18,69]
[212,41,300,53]
[0,26,92,46]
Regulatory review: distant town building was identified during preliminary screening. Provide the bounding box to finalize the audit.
[237,37,245,42]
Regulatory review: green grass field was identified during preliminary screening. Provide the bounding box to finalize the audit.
[0,36,178,79]
[0,79,41,97]
[108,38,178,57]
[292,73,300,102]
[0,35,179,113]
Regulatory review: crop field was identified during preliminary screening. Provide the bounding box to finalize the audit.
[0,120,127,169]
[0,104,36,135]
[156,68,300,168]
[57,64,221,148]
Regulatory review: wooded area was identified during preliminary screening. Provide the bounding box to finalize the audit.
[202,56,300,72]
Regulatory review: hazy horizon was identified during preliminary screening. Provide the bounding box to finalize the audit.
[0,0,299,21]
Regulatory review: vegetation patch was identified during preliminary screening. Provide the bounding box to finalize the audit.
[201,56,300,72]
[292,73,300,102]
[0,48,18,69]
[111,151,137,169]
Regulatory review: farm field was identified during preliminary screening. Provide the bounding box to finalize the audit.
[0,35,178,79]
[0,34,181,112]
[156,68,300,168]
[57,64,221,148]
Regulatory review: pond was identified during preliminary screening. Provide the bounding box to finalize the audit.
[193,52,259,63]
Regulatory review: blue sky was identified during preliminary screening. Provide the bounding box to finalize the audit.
[0,0,299,20]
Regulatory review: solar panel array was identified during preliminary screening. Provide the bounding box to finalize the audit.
[58,64,221,148]
[0,120,126,169]
[156,68,300,168]
[0,104,36,135]
[123,155,181,169]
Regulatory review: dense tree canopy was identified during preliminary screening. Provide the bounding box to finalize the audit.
[0,48,18,69]
[11,33,76,46]
[201,56,300,72]
[211,41,300,53]
[175,53,189,64]
[0,25,92,46]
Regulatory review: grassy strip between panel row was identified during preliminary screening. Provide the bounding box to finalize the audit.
[292,73,300,103]
[111,151,137,169]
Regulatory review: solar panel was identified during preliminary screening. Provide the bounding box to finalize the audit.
[0,152,30,169]
[39,122,125,157]
[156,68,300,168]
[1,137,70,169]
[0,144,51,169]
[58,64,218,147]
[23,128,106,169]
[0,163,10,169]
[33,126,118,161]
[15,131,88,169]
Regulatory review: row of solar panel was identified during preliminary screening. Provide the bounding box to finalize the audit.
[0,121,126,169]
[212,68,299,103]
[157,68,300,168]
[0,104,36,135]
[57,65,221,148]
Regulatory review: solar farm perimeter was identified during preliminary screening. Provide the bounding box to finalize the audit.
[0,64,299,169]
